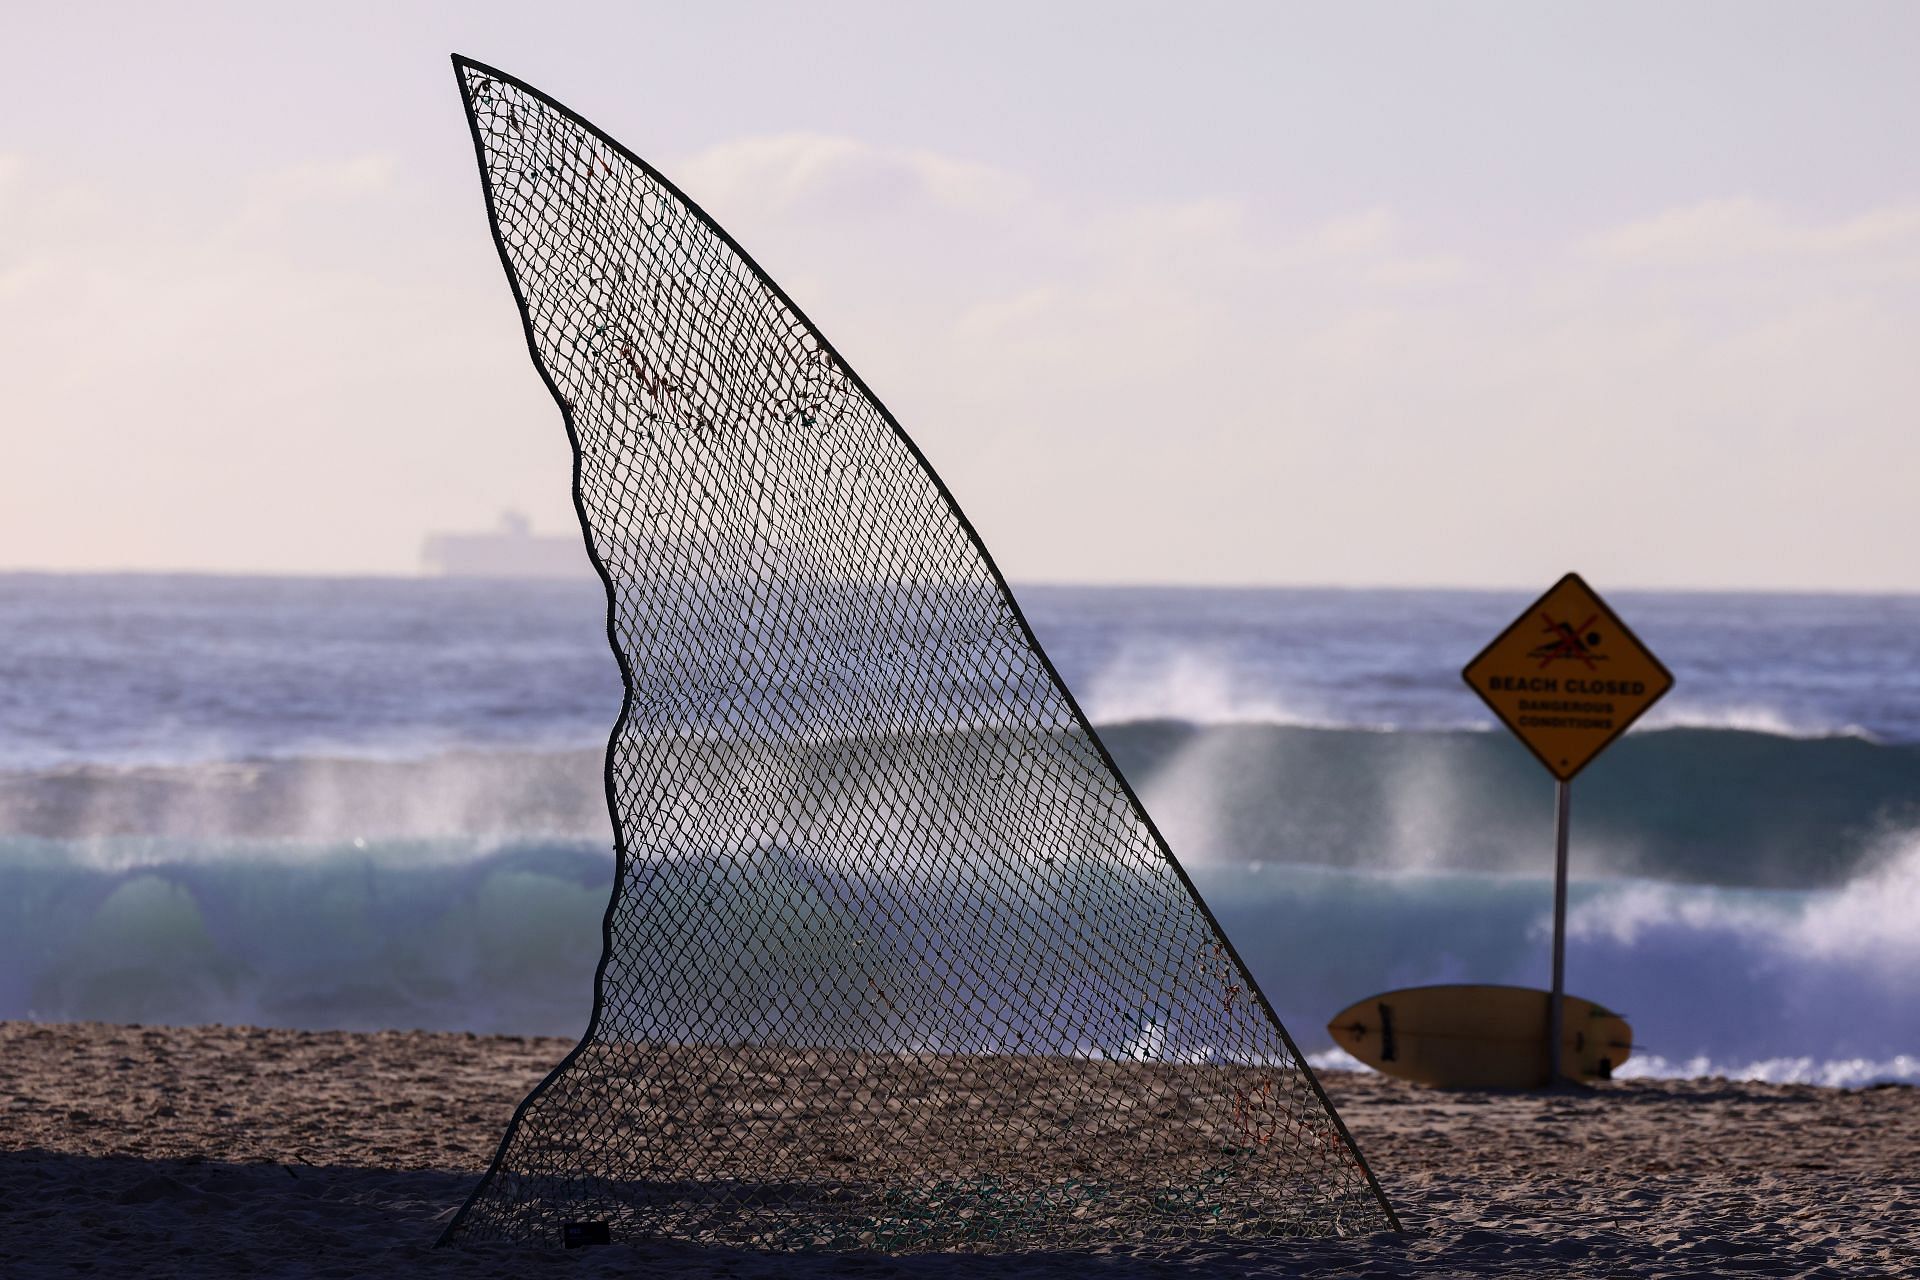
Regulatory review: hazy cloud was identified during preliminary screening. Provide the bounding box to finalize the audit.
[677,134,1030,221]
[1586,198,1920,268]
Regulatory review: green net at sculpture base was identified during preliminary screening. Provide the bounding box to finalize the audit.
[440,55,1397,1252]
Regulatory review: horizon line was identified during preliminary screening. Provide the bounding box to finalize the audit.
[4,565,1920,599]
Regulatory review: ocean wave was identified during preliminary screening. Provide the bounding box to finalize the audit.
[0,839,613,1035]
[7,722,1917,892]
[1614,1054,1920,1088]
[1081,701,1877,743]
[0,727,611,776]
[1067,639,1891,744]
[1105,722,1920,889]
[0,750,614,844]
[1198,858,1920,1089]
[1308,1046,1920,1089]
[6,842,1914,1076]
[1565,855,1920,965]
[1078,647,1356,729]
[1633,701,1878,742]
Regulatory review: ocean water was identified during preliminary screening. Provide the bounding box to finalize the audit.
[4,572,1919,1085]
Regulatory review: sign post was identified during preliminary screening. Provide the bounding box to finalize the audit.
[1462,573,1672,1085]
[1549,780,1571,1083]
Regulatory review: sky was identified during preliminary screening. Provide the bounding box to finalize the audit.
[4,1,1919,590]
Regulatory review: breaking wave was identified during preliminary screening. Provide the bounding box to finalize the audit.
[7,831,1920,1081]
[11,722,1917,892]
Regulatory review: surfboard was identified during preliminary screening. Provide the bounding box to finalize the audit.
[1326,984,1633,1089]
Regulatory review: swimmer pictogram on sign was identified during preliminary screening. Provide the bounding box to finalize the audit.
[1462,574,1673,781]
[1528,614,1607,670]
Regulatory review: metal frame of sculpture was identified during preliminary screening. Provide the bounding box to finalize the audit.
[439,54,1397,1252]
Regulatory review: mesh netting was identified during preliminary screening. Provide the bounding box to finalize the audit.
[440,56,1395,1252]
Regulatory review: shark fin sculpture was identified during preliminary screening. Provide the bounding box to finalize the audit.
[440,54,1396,1252]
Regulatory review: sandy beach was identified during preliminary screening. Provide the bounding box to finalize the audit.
[2,1021,1914,1277]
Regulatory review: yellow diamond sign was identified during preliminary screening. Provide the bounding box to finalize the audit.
[1462,573,1673,782]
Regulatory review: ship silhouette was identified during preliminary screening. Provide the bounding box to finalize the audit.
[420,511,590,579]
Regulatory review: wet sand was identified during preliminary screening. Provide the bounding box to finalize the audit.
[2,1021,1915,1277]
